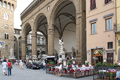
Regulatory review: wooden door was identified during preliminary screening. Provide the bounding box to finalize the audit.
[107,53,113,64]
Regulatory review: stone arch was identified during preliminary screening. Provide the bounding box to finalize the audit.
[34,13,48,55]
[48,0,77,57]
[22,23,32,37]
[49,0,76,28]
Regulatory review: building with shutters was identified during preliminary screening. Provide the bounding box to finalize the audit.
[86,0,116,65]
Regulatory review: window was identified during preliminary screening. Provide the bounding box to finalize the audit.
[11,4,14,11]
[3,1,6,8]
[0,0,2,6]
[118,40,120,46]
[105,18,112,31]
[8,3,10,10]
[5,24,8,29]
[4,13,9,20]
[4,33,9,39]
[105,0,112,4]
[91,22,96,34]
[90,0,96,10]
[108,42,113,49]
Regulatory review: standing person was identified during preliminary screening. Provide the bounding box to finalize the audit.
[43,60,46,71]
[116,66,120,80]
[2,60,7,75]
[19,60,24,69]
[7,60,12,76]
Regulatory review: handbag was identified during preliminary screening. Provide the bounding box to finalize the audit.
[11,65,13,69]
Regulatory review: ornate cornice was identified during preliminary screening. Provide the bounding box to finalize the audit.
[21,0,45,20]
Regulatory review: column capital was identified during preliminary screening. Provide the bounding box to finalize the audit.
[48,28,54,35]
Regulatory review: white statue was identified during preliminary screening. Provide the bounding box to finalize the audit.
[10,47,14,57]
[9,47,16,59]
[59,39,64,54]
[58,39,65,61]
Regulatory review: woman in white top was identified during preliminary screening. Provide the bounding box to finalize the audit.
[2,60,7,75]
[19,60,24,69]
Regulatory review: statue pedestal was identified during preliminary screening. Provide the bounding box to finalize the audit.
[32,55,37,60]
[9,56,16,60]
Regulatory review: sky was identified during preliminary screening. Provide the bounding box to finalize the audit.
[14,0,33,29]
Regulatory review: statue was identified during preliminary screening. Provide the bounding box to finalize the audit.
[9,47,16,59]
[59,39,64,54]
[10,47,14,57]
[58,39,65,62]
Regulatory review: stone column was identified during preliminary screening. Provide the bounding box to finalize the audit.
[48,27,54,56]
[32,32,37,59]
[76,0,86,64]
[21,38,26,60]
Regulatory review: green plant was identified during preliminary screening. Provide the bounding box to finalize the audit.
[113,63,118,67]
[110,72,114,80]
[50,61,54,65]
[68,61,72,65]
[95,62,101,67]
[85,62,89,66]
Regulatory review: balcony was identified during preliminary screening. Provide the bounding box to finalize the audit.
[114,24,120,33]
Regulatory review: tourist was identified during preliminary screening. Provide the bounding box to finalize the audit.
[116,66,120,80]
[43,60,46,71]
[2,60,7,75]
[19,60,24,69]
[7,60,12,76]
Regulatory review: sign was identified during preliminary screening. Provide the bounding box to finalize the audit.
[0,42,4,48]
[94,50,103,55]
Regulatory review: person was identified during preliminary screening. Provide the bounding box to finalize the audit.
[2,60,7,75]
[116,66,120,80]
[43,60,46,71]
[19,60,24,69]
[7,60,12,76]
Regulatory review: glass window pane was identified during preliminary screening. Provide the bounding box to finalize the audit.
[94,23,96,33]
[92,24,94,34]
[107,19,109,31]
[110,18,112,30]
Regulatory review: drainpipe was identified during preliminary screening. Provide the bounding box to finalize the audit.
[115,0,117,63]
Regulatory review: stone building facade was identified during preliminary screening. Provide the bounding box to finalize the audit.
[115,0,120,62]
[86,0,116,64]
[21,0,86,63]
[0,0,17,59]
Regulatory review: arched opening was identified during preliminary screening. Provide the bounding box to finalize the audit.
[22,23,32,59]
[36,15,48,59]
[53,0,76,58]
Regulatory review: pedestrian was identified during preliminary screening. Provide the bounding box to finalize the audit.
[116,66,120,80]
[43,60,46,71]
[19,60,24,69]
[7,60,12,76]
[2,60,7,75]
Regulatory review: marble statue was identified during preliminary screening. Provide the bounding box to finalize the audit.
[9,47,16,59]
[59,39,64,54]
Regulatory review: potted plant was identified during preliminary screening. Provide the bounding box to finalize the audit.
[78,63,82,67]
[50,61,54,67]
[85,62,89,67]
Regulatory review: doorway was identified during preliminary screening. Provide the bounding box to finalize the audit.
[107,53,113,64]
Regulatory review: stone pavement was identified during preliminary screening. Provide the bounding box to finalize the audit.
[0,65,93,80]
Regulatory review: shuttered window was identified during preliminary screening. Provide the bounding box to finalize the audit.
[90,0,96,10]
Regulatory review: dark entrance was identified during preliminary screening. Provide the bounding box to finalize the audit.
[107,53,113,64]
